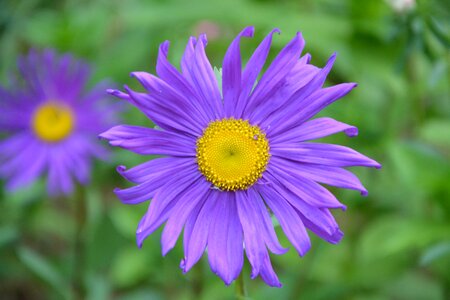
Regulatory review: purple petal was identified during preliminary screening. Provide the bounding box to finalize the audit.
[47,147,73,196]
[251,188,288,255]
[270,156,369,195]
[258,185,311,256]
[259,252,282,288]
[296,208,344,244]
[99,125,195,157]
[236,190,265,278]
[130,72,206,133]
[267,165,346,210]
[207,192,244,285]
[156,41,213,123]
[136,167,202,247]
[5,144,47,190]
[271,83,357,135]
[117,157,194,184]
[115,162,198,205]
[222,26,254,117]
[243,32,305,118]
[182,35,223,119]
[234,28,280,118]
[183,191,220,273]
[120,86,201,137]
[265,171,343,238]
[249,55,320,124]
[271,117,358,144]
[271,142,381,168]
[161,178,210,255]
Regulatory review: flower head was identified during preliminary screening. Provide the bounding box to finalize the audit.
[0,49,117,195]
[100,27,381,287]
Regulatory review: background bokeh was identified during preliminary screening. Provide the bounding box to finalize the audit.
[0,0,449,299]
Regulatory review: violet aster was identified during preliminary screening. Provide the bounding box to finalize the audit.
[0,49,116,196]
[100,27,380,287]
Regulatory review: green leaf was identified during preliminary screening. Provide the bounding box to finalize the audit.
[420,119,450,149]
[358,217,450,262]
[17,247,70,299]
[420,242,450,266]
[0,226,18,248]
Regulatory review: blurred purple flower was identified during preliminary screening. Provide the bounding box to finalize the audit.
[100,27,381,287]
[0,49,117,196]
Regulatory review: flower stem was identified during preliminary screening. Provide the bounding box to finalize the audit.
[235,273,247,300]
[72,185,87,300]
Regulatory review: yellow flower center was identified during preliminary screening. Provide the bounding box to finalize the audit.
[196,118,270,191]
[32,102,74,142]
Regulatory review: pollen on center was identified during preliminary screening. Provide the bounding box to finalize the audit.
[196,118,270,191]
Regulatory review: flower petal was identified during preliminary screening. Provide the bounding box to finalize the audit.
[182,191,220,273]
[234,28,280,118]
[182,35,223,119]
[267,164,346,210]
[271,142,381,168]
[130,71,207,133]
[243,32,305,118]
[271,117,358,144]
[296,208,344,244]
[271,156,369,195]
[117,157,194,184]
[161,178,210,255]
[258,185,311,256]
[265,171,343,238]
[222,26,254,117]
[156,41,212,124]
[99,125,195,157]
[136,167,202,247]
[115,162,198,205]
[207,192,244,285]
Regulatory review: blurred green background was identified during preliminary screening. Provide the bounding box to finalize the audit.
[0,0,449,299]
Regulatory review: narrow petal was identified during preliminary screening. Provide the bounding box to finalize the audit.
[259,252,282,288]
[183,191,220,272]
[271,117,358,144]
[183,35,223,119]
[249,56,319,124]
[222,26,254,117]
[258,185,311,256]
[156,41,212,124]
[207,192,244,285]
[100,125,195,157]
[136,167,202,247]
[47,147,73,196]
[234,28,280,118]
[251,187,288,255]
[122,86,200,136]
[262,53,338,134]
[115,162,198,205]
[5,145,47,190]
[265,172,343,237]
[271,156,369,195]
[243,32,305,118]
[296,209,344,244]
[130,72,206,133]
[267,165,346,210]
[161,178,210,255]
[236,190,265,277]
[271,142,381,168]
[117,157,194,184]
[271,82,357,136]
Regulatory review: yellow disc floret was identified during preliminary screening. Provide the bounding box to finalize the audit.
[196,118,270,191]
[32,102,74,142]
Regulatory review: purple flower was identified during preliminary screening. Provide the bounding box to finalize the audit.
[0,49,116,196]
[100,27,381,287]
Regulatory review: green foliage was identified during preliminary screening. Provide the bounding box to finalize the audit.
[0,0,449,299]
